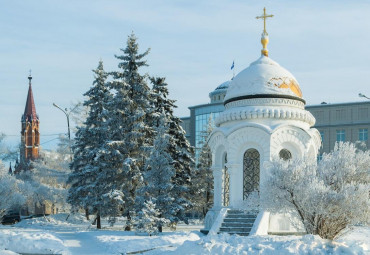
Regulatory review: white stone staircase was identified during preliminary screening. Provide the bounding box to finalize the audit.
[218,209,258,236]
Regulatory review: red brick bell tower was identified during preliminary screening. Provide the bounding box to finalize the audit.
[20,74,40,168]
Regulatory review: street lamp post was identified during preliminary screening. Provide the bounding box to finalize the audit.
[359,93,370,100]
[53,103,80,161]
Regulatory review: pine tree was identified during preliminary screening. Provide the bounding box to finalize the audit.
[105,32,154,230]
[192,120,213,218]
[137,113,175,232]
[67,60,117,229]
[150,77,195,225]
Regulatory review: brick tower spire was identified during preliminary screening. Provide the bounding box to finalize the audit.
[20,74,40,168]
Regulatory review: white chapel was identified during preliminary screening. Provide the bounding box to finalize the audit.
[203,8,321,235]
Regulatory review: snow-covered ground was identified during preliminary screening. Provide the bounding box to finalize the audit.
[0,214,368,255]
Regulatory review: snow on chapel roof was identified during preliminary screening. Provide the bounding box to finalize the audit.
[224,56,303,104]
[224,8,304,105]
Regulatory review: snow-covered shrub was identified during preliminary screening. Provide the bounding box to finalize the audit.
[237,190,259,212]
[263,142,370,240]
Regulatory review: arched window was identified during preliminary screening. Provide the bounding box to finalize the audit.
[279,149,292,161]
[35,129,40,146]
[223,153,229,206]
[243,149,260,200]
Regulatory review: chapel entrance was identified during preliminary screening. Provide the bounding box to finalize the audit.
[243,149,260,200]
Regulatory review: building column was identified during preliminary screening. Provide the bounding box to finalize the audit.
[212,166,223,210]
[227,163,242,208]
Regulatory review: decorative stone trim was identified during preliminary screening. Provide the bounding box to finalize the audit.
[208,132,227,151]
[216,106,315,127]
[227,127,270,164]
[225,97,305,109]
[270,127,310,158]
[309,128,322,150]
[225,95,305,107]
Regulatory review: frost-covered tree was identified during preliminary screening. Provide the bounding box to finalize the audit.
[0,163,25,219]
[0,133,19,162]
[16,149,71,216]
[68,60,120,228]
[263,142,370,240]
[105,32,154,230]
[137,114,175,232]
[191,120,213,218]
[134,199,168,236]
[150,77,194,224]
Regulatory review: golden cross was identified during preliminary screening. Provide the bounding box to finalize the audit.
[256,7,274,34]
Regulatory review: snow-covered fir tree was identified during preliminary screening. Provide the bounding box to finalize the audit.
[134,199,168,236]
[68,60,119,229]
[137,113,175,232]
[263,142,370,240]
[191,119,213,218]
[105,32,154,230]
[150,77,194,225]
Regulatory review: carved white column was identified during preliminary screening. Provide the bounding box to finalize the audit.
[226,163,242,208]
[212,166,223,210]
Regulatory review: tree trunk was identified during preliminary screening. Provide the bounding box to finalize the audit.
[158,225,163,233]
[125,211,131,231]
[85,208,90,220]
[97,214,101,229]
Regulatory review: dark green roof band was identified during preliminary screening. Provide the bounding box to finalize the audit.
[224,94,306,105]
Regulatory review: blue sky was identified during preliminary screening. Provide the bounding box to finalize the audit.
[1,0,370,150]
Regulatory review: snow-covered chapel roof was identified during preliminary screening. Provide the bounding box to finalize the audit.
[224,56,304,104]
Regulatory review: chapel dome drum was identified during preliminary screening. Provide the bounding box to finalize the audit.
[224,56,303,105]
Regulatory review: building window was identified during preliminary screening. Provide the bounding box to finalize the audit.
[243,149,260,200]
[317,154,323,161]
[279,149,292,161]
[336,129,346,142]
[195,111,221,161]
[359,129,368,141]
